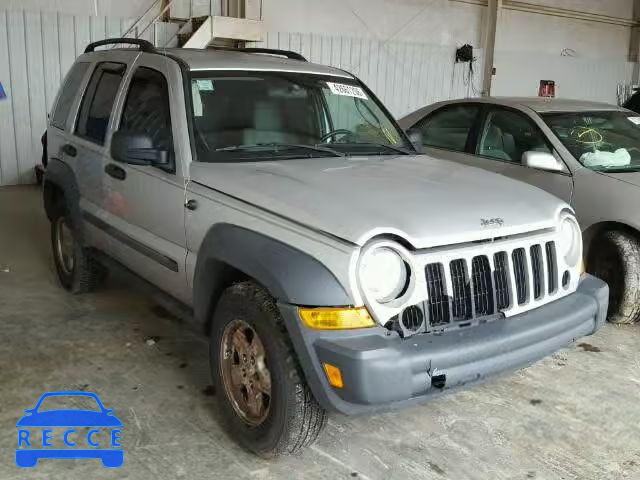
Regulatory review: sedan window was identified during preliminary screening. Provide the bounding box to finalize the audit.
[415,104,480,152]
[478,109,552,163]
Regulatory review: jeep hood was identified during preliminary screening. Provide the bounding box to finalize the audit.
[190,155,564,248]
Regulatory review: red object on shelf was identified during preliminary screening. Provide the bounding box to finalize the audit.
[539,80,556,98]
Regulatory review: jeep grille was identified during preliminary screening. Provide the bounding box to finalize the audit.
[424,241,558,328]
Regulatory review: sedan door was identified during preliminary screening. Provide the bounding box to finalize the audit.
[472,106,573,203]
[412,103,512,176]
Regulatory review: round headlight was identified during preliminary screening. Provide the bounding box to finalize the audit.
[559,215,582,267]
[359,246,408,303]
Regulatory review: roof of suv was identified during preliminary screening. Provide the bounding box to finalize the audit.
[159,48,354,78]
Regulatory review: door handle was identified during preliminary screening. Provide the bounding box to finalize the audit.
[185,199,198,211]
[62,144,77,157]
[105,163,126,181]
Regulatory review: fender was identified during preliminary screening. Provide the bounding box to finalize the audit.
[193,224,353,325]
[43,158,85,240]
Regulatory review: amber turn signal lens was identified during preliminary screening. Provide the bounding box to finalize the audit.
[298,307,375,330]
[323,363,344,389]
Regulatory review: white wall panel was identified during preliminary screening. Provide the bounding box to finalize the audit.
[492,50,634,104]
[253,32,485,118]
[0,9,135,186]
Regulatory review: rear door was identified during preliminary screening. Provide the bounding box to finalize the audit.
[70,53,134,236]
[473,106,573,203]
[412,103,501,173]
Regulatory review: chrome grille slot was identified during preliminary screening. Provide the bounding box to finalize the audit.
[512,248,528,305]
[530,244,543,299]
[493,252,510,310]
[425,263,449,326]
[545,241,557,294]
[471,256,494,316]
[450,259,472,321]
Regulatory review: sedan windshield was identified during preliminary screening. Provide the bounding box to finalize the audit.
[189,71,410,162]
[542,110,640,172]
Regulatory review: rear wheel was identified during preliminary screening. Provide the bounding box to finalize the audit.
[51,207,105,293]
[588,230,640,324]
[210,281,327,457]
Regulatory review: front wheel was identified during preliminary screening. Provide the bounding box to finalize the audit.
[51,209,105,293]
[210,281,327,457]
[588,230,640,324]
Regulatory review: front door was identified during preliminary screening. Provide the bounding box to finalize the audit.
[473,106,573,203]
[96,55,190,303]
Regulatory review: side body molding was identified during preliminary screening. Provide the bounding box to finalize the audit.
[192,224,353,325]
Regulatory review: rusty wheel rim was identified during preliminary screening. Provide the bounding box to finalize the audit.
[220,319,271,427]
[54,216,75,275]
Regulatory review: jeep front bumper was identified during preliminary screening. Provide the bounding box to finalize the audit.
[280,274,608,415]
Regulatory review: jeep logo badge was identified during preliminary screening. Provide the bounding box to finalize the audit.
[481,218,504,227]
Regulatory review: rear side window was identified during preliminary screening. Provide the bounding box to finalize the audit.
[416,105,480,152]
[119,67,172,151]
[75,62,126,145]
[51,62,90,130]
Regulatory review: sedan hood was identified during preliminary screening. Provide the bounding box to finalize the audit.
[190,155,564,248]
[598,170,640,188]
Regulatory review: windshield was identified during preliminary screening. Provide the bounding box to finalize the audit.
[189,71,410,162]
[542,110,640,172]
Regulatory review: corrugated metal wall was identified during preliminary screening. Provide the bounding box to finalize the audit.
[0,17,484,186]
[252,32,485,119]
[0,9,140,186]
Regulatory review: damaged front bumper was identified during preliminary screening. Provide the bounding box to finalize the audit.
[280,274,608,415]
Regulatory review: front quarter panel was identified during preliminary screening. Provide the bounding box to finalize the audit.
[573,168,640,251]
[185,180,361,324]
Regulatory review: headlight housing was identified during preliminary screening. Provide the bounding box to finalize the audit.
[558,213,582,267]
[359,245,409,303]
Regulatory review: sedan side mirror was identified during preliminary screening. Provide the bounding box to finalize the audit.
[522,151,564,172]
[406,128,423,153]
[111,131,170,167]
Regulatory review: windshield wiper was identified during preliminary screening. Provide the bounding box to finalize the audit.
[593,166,640,173]
[215,143,345,157]
[336,142,413,155]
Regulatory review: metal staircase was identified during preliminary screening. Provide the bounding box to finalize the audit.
[121,0,264,49]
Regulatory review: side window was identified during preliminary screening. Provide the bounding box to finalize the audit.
[478,109,552,163]
[416,105,480,152]
[75,62,126,145]
[119,67,172,151]
[51,62,90,130]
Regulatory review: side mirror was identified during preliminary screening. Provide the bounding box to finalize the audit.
[406,128,423,153]
[522,151,564,172]
[111,131,170,167]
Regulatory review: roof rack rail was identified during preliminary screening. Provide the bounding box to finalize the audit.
[211,46,308,62]
[84,38,157,54]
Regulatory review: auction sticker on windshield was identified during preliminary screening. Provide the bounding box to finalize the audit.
[627,116,640,125]
[326,82,368,99]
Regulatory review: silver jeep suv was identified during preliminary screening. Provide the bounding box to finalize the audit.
[43,38,608,456]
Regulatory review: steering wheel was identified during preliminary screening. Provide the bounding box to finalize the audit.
[320,129,353,143]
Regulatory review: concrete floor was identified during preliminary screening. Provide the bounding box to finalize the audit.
[2,185,640,480]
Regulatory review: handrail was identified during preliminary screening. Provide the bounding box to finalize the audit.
[137,0,177,40]
[120,0,163,39]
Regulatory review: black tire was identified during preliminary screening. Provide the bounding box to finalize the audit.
[50,206,105,293]
[210,281,327,457]
[588,230,640,324]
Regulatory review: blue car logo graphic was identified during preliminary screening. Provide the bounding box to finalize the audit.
[16,391,123,468]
